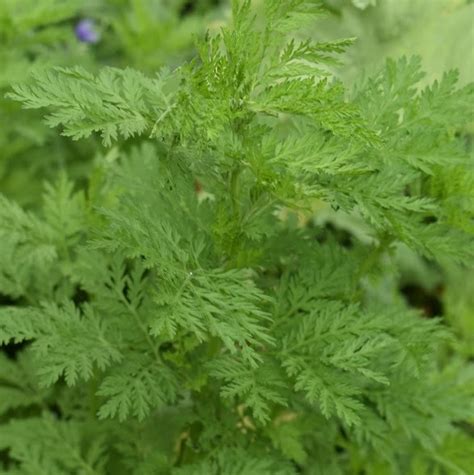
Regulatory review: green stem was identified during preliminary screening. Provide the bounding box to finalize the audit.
[118,291,162,364]
[225,166,244,262]
[229,166,242,220]
[351,234,393,300]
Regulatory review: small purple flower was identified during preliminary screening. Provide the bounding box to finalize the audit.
[75,19,100,44]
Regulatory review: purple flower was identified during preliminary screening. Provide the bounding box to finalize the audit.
[75,19,100,44]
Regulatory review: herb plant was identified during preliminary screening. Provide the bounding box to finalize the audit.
[1,1,473,474]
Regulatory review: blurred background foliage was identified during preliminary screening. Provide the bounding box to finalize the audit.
[321,0,474,86]
[0,0,472,441]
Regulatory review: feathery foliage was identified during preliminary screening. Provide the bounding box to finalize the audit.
[1,0,473,473]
